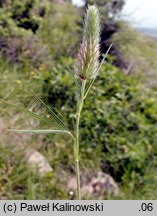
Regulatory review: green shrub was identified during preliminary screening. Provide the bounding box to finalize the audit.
[38,2,82,58]
[42,59,157,185]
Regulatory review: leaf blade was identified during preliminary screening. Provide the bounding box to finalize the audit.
[8,129,72,135]
[0,99,59,128]
[28,89,70,132]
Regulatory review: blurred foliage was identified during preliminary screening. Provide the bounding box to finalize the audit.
[38,2,81,58]
[0,144,67,199]
[42,58,157,185]
[86,0,125,21]
[113,21,157,87]
[0,0,157,199]
[0,0,45,34]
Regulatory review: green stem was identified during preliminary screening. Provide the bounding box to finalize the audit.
[75,159,81,199]
[74,80,86,200]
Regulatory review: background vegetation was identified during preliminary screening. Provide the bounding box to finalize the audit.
[0,0,157,199]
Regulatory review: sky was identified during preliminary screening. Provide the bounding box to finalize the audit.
[122,0,157,28]
[72,0,85,7]
[72,0,157,29]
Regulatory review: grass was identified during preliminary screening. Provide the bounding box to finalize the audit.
[1,3,157,200]
[1,58,157,200]
[0,6,102,200]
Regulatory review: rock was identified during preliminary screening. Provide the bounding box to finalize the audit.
[67,171,119,199]
[25,148,52,176]
[82,172,119,198]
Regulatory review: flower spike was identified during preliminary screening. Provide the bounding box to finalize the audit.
[75,5,101,80]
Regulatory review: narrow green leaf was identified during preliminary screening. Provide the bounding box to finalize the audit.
[97,42,113,73]
[84,79,95,99]
[0,99,59,128]
[28,89,70,132]
[8,129,72,136]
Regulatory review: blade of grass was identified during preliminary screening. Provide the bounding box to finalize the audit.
[0,99,60,128]
[8,129,73,137]
[28,89,71,132]
[97,43,113,73]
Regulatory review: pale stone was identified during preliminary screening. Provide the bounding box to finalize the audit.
[67,171,119,199]
[25,148,52,176]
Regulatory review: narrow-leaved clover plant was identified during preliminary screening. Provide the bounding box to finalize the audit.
[0,5,112,200]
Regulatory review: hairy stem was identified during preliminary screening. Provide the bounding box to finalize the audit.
[74,80,86,200]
